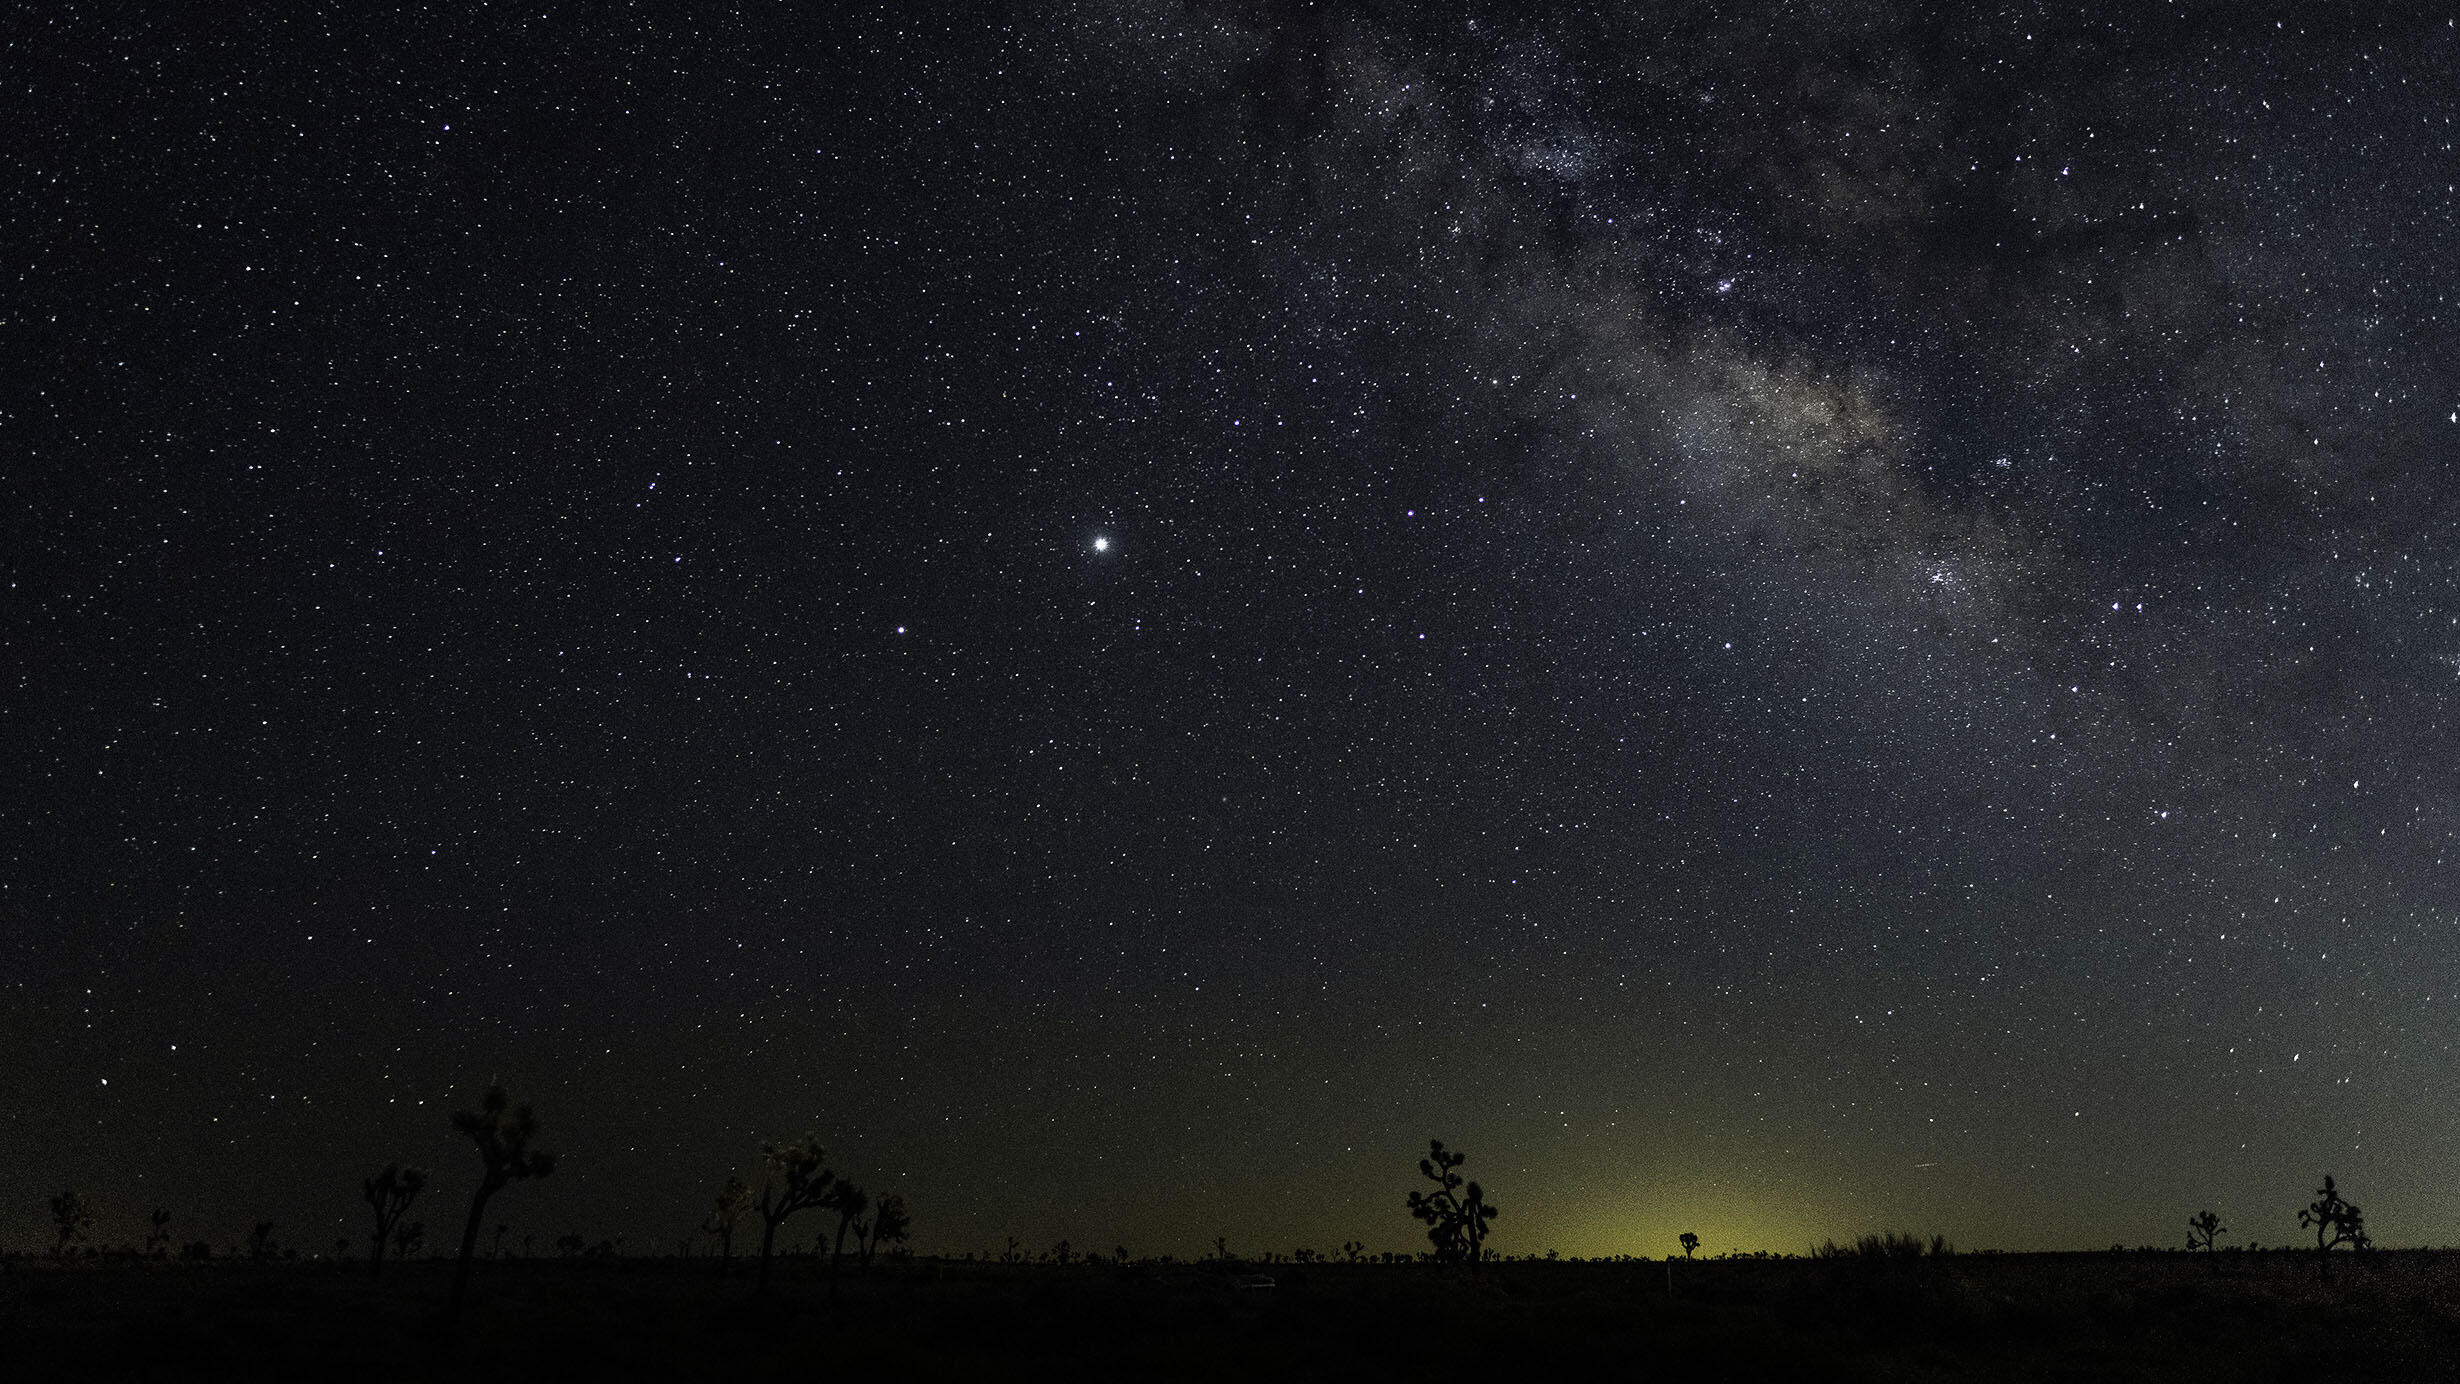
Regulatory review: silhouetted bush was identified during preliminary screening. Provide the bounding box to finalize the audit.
[752,1136,834,1291]
[824,1181,869,1276]
[704,1175,752,1275]
[362,1163,428,1279]
[862,1193,910,1269]
[48,1190,92,1257]
[447,1085,556,1318]
[1811,1233,1952,1262]
[2186,1210,2224,1255]
[2298,1174,2367,1282]
[1405,1139,1499,1270]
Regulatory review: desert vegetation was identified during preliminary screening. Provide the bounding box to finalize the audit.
[48,1189,92,1257]
[2299,1174,2369,1283]
[860,1193,910,1268]
[1403,1139,1499,1270]
[2187,1209,2226,1255]
[446,1086,557,1319]
[17,1114,2460,1382]
[751,1135,834,1291]
[361,1164,427,1280]
[702,1176,752,1277]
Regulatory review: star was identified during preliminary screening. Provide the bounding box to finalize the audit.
[1093,535,1111,552]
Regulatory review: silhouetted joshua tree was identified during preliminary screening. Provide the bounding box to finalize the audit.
[862,1193,910,1269]
[146,1208,173,1258]
[448,1086,556,1318]
[1405,1139,1499,1270]
[363,1163,429,1278]
[2186,1209,2225,1255]
[395,1219,425,1260]
[824,1181,869,1294]
[248,1222,280,1262]
[2297,1174,2368,1283]
[1680,1232,1700,1258]
[703,1175,753,1276]
[49,1190,93,1257]
[753,1136,834,1290]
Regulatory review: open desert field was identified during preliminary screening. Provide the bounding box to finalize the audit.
[12,1249,2460,1381]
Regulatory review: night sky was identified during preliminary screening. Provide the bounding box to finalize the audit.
[12,2,2460,1261]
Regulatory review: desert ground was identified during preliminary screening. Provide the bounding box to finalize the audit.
[11,1247,2460,1381]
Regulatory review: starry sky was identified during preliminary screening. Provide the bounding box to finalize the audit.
[11,2,2460,1259]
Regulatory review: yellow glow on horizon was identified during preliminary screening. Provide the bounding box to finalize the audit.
[1509,1176,1863,1261]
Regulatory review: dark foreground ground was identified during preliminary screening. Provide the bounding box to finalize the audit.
[11,1250,2460,1381]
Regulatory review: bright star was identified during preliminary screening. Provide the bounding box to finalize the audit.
[1093,536,1111,552]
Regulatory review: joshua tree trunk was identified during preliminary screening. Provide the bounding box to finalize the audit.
[757,1216,779,1290]
[444,1085,556,1324]
[826,1219,846,1307]
[450,1178,502,1317]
